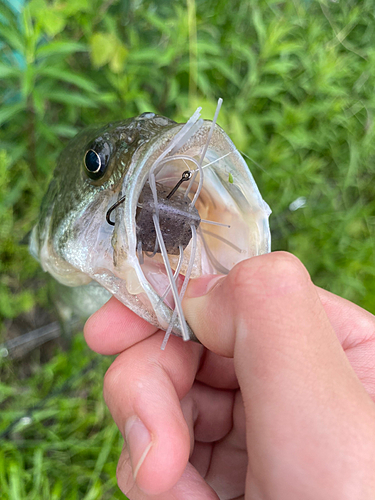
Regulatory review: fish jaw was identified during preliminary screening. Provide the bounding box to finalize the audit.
[31,113,271,342]
[110,120,271,339]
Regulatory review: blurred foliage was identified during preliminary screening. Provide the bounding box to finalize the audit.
[1,0,375,497]
[0,335,124,499]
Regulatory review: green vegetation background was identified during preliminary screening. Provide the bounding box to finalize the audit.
[0,0,374,498]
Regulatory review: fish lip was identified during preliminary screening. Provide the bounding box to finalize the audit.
[120,122,188,257]
[114,122,196,334]
[114,119,271,337]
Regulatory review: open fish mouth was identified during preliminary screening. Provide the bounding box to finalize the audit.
[31,99,271,349]
[109,101,271,347]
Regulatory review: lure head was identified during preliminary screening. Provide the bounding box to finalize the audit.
[135,181,201,255]
[30,108,271,341]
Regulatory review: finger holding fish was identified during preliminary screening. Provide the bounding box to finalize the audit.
[97,317,244,498]
[84,294,239,390]
[102,329,203,495]
[84,296,158,354]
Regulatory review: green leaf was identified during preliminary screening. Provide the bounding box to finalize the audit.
[127,48,163,64]
[32,449,43,494]
[197,40,221,56]
[197,72,213,97]
[143,11,173,37]
[29,0,48,17]
[38,67,99,93]
[109,43,128,73]
[0,63,21,78]
[211,59,241,86]
[90,32,128,73]
[36,41,87,58]
[60,0,90,16]
[21,64,35,97]
[0,103,25,127]
[263,59,297,75]
[45,91,98,107]
[49,124,78,138]
[40,9,67,37]
[31,88,45,116]
[0,25,25,53]
[251,84,283,99]
[9,462,22,500]
[90,32,115,68]
[252,8,266,47]
[229,112,248,151]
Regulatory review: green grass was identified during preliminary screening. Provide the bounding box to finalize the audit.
[1,0,375,497]
[0,336,124,499]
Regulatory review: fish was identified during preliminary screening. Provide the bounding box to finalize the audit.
[30,100,271,347]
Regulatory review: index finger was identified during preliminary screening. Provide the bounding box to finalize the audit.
[84,296,158,354]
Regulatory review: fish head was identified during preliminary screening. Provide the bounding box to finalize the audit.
[31,108,271,340]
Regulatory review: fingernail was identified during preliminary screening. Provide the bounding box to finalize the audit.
[185,275,224,299]
[125,416,152,480]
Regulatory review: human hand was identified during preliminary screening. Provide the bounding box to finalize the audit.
[84,252,375,499]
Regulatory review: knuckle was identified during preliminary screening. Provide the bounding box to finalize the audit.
[230,252,311,304]
[265,251,310,283]
[270,252,311,295]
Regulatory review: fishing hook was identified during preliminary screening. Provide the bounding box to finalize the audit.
[166,170,192,199]
[106,195,126,226]
[106,170,192,226]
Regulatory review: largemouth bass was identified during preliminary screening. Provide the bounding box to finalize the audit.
[30,101,271,346]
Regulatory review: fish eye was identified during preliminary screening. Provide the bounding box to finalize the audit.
[84,141,111,180]
[85,150,101,172]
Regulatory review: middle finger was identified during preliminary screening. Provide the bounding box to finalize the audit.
[104,329,202,495]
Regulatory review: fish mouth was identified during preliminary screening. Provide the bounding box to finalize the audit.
[112,105,271,346]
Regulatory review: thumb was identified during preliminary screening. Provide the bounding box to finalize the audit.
[183,251,355,364]
[183,252,375,499]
